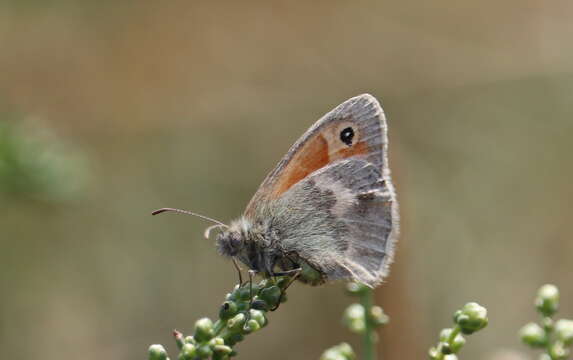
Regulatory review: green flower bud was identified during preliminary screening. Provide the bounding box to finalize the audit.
[548,341,569,360]
[235,286,252,301]
[439,328,466,353]
[194,318,215,342]
[275,277,290,289]
[148,344,168,360]
[213,344,233,355]
[370,306,389,327]
[259,286,282,306]
[336,343,355,358]
[243,319,261,333]
[211,353,228,360]
[539,354,552,360]
[344,304,365,322]
[346,282,370,296]
[453,302,488,335]
[184,336,195,344]
[250,283,262,295]
[227,313,247,332]
[519,323,548,347]
[249,309,267,327]
[438,342,453,355]
[349,319,366,334]
[320,342,355,360]
[535,284,559,317]
[208,337,225,347]
[224,333,244,346]
[196,344,213,359]
[219,301,239,320]
[444,355,458,360]
[542,317,554,332]
[439,328,452,342]
[251,299,269,311]
[343,304,366,334]
[555,319,573,346]
[429,347,439,359]
[173,330,185,349]
[179,343,197,360]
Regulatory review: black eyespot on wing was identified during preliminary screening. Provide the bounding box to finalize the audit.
[340,127,354,146]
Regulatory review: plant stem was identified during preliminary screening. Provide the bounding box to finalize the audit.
[447,326,461,345]
[434,326,461,360]
[543,317,555,360]
[360,288,377,360]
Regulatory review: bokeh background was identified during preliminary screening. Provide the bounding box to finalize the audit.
[1,1,572,359]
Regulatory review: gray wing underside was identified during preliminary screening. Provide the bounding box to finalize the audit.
[265,159,399,287]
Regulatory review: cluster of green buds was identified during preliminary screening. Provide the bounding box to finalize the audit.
[148,277,289,360]
[519,284,573,360]
[343,282,389,336]
[429,302,489,360]
[321,282,388,360]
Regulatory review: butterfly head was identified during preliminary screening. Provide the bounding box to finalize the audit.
[215,218,254,258]
[216,229,244,257]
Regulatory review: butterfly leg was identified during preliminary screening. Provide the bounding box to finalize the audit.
[232,257,243,286]
[269,268,302,311]
[247,269,257,302]
[243,269,258,330]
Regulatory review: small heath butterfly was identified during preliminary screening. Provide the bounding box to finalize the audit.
[154,94,399,287]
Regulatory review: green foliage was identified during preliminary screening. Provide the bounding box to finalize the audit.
[520,284,573,360]
[429,302,488,360]
[148,277,290,360]
[0,118,87,201]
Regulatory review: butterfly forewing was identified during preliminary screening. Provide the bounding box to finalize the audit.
[245,94,390,216]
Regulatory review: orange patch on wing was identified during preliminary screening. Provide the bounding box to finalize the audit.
[272,134,330,197]
[331,141,370,160]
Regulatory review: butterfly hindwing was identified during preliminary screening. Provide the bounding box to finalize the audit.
[251,158,397,286]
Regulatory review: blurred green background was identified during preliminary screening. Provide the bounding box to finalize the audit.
[1,1,572,359]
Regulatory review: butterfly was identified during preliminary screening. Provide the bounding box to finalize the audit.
[154,94,399,288]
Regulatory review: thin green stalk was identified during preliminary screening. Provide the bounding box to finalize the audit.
[434,326,461,360]
[447,326,461,344]
[360,288,376,360]
[544,317,555,360]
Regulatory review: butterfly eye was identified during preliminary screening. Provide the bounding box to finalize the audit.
[230,233,242,249]
[339,127,355,146]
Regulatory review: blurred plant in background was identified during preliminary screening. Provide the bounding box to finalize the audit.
[0,113,88,202]
[428,302,489,360]
[520,284,573,360]
[320,283,389,360]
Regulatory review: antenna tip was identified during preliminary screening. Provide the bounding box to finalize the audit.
[151,208,168,215]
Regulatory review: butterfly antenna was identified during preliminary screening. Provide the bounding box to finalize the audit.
[151,207,227,227]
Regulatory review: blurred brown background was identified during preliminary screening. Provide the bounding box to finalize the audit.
[1,1,572,359]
